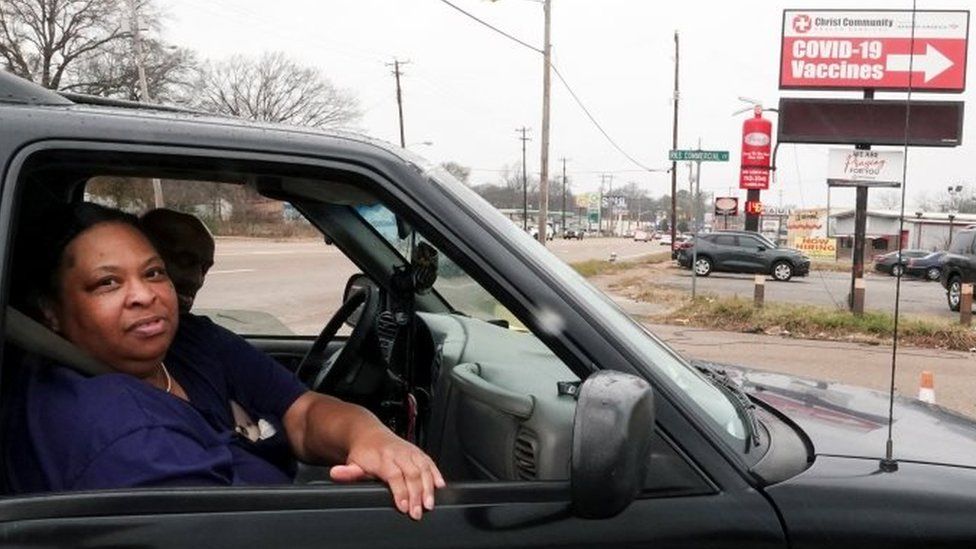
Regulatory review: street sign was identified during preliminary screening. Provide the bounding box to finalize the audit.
[827,148,905,187]
[714,197,739,216]
[780,10,969,92]
[669,150,730,162]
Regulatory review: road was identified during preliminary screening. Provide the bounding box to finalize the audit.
[193,236,663,334]
[659,266,953,320]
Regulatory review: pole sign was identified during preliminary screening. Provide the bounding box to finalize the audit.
[669,150,730,162]
[714,196,739,216]
[739,107,773,190]
[827,148,905,187]
[781,10,969,92]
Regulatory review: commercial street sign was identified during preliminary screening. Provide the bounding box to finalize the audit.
[669,150,729,162]
[780,10,969,92]
[827,148,905,187]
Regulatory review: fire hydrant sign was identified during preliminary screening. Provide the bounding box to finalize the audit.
[780,10,969,92]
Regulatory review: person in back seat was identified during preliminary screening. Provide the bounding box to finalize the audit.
[141,209,214,313]
[11,202,443,520]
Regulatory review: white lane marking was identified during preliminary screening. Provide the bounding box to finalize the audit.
[208,269,256,275]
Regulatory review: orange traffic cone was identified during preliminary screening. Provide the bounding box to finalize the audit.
[918,371,935,404]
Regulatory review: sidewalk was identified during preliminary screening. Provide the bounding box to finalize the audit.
[604,294,976,418]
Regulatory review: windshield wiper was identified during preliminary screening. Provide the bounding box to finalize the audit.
[694,362,762,452]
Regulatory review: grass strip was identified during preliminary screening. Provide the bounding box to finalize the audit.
[571,251,672,277]
[660,295,976,351]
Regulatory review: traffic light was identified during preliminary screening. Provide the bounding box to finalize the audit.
[745,200,764,215]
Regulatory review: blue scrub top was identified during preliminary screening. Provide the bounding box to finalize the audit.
[11,313,307,493]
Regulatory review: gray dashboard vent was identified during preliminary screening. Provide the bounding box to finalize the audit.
[514,429,538,480]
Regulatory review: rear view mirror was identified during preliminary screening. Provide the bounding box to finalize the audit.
[571,370,654,519]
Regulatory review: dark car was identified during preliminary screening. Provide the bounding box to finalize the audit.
[3,72,976,547]
[676,230,811,281]
[873,249,931,277]
[940,228,976,311]
[905,251,947,281]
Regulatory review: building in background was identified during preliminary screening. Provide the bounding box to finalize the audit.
[832,210,976,261]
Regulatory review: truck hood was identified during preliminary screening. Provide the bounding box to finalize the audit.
[698,361,976,469]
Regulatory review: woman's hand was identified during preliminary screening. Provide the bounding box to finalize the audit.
[330,427,446,520]
[284,391,445,520]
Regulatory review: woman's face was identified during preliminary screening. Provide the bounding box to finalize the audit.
[45,222,178,377]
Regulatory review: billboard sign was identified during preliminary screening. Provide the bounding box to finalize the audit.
[780,10,969,92]
[827,148,905,187]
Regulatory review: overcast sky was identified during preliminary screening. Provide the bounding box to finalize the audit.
[162,0,974,211]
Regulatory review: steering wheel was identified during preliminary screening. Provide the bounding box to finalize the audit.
[295,285,379,394]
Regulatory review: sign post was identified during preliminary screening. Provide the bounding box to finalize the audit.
[779,8,969,313]
[669,148,729,298]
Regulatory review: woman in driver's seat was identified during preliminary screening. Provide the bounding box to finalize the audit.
[11,203,442,520]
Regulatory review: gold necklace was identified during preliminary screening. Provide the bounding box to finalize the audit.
[159,362,173,394]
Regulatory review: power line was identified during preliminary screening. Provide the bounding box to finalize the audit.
[550,63,661,174]
[438,0,663,176]
[438,0,542,53]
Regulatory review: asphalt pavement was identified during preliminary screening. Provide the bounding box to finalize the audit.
[659,266,953,320]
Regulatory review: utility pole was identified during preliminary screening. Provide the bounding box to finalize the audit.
[388,59,409,147]
[600,174,614,235]
[127,0,163,208]
[537,0,553,245]
[559,157,569,234]
[517,127,532,230]
[670,31,680,255]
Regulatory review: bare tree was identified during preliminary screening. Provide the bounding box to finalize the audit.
[0,0,133,89]
[439,161,471,184]
[64,38,198,103]
[870,189,903,210]
[197,52,361,128]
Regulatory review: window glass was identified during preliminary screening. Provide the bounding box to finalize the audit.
[739,236,761,248]
[85,177,358,336]
[356,204,526,329]
[713,235,736,247]
[949,231,975,254]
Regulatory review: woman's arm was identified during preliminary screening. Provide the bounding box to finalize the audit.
[282,391,445,520]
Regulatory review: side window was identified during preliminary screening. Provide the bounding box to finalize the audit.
[950,231,975,254]
[85,177,359,336]
[739,236,761,249]
[713,235,736,247]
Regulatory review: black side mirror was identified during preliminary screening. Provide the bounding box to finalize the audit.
[757,246,766,252]
[571,370,655,519]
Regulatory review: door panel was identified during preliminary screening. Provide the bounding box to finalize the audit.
[0,482,786,548]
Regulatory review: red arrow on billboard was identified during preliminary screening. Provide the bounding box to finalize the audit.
[886,44,954,83]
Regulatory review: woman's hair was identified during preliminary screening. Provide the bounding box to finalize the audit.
[20,202,144,308]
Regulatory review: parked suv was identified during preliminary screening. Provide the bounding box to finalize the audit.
[676,231,810,281]
[940,228,976,311]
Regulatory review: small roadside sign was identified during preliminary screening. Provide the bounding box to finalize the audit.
[669,150,730,162]
[714,197,739,216]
